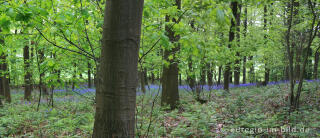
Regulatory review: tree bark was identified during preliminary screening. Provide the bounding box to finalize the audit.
[200,64,206,85]
[161,0,181,109]
[139,70,146,93]
[187,57,195,91]
[88,62,92,88]
[243,5,248,84]
[0,54,11,103]
[92,0,144,137]
[207,63,213,87]
[0,29,10,103]
[264,5,270,85]
[39,49,48,95]
[217,66,222,85]
[224,1,238,90]
[144,68,148,86]
[234,4,241,85]
[24,44,32,101]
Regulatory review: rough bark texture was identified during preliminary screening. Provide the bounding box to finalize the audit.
[161,0,181,109]
[92,0,144,137]
[224,2,238,90]
[24,44,32,101]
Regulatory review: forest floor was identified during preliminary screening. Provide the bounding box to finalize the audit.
[1,81,320,137]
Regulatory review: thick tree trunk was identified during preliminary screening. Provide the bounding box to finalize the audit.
[92,0,144,137]
[224,2,238,90]
[161,0,181,109]
[24,44,32,101]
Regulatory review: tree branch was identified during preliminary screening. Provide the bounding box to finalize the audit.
[35,27,95,60]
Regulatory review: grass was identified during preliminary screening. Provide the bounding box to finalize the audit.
[1,81,320,137]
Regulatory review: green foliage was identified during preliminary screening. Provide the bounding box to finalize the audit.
[2,82,320,137]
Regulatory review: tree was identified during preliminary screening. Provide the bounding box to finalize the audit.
[24,41,32,101]
[92,0,144,137]
[161,0,181,109]
[0,28,11,103]
[234,3,241,85]
[264,5,270,85]
[224,1,238,90]
[242,4,248,84]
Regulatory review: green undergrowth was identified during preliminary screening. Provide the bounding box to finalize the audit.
[1,82,320,137]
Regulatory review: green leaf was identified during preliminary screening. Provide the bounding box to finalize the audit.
[0,14,11,32]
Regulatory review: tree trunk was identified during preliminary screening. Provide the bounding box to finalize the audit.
[224,1,238,90]
[249,56,255,83]
[207,63,213,87]
[234,4,241,85]
[161,0,181,109]
[0,54,11,103]
[24,44,32,101]
[151,72,155,84]
[200,65,206,86]
[264,5,270,85]
[88,62,92,88]
[144,68,148,86]
[92,0,144,137]
[30,46,34,89]
[72,63,77,90]
[243,5,248,84]
[187,57,195,91]
[0,29,11,103]
[139,70,146,93]
[39,49,47,95]
[314,51,319,79]
[217,66,222,85]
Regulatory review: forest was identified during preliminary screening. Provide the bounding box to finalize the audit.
[0,0,320,137]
